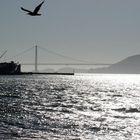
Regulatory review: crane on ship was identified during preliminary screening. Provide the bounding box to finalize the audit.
[0,50,7,62]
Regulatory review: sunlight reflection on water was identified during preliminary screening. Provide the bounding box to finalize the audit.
[0,74,140,139]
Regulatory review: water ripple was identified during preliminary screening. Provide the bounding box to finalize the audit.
[0,74,140,139]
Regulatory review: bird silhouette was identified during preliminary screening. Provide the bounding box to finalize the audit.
[21,1,44,16]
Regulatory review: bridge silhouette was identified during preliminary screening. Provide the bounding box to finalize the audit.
[4,46,112,72]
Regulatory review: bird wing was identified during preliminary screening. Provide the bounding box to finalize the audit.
[21,7,32,13]
[33,1,44,14]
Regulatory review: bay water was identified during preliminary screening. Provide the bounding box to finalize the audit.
[0,74,140,140]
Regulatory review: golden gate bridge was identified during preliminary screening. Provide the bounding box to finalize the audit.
[3,46,112,72]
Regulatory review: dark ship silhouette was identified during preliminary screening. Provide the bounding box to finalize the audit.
[0,61,21,75]
[0,51,21,75]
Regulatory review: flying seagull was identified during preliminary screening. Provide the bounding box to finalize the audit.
[21,1,44,16]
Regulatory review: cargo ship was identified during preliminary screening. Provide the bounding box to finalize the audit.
[0,61,21,75]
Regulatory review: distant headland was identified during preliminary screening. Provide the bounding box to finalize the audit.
[89,55,140,74]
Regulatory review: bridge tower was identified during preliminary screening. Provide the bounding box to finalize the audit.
[35,45,38,72]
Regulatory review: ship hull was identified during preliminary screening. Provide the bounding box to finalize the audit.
[0,61,21,75]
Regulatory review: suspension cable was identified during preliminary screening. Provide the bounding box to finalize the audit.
[38,46,90,63]
[4,46,34,61]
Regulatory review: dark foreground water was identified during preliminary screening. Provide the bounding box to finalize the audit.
[0,74,140,140]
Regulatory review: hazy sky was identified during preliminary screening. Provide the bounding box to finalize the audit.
[1,0,140,70]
